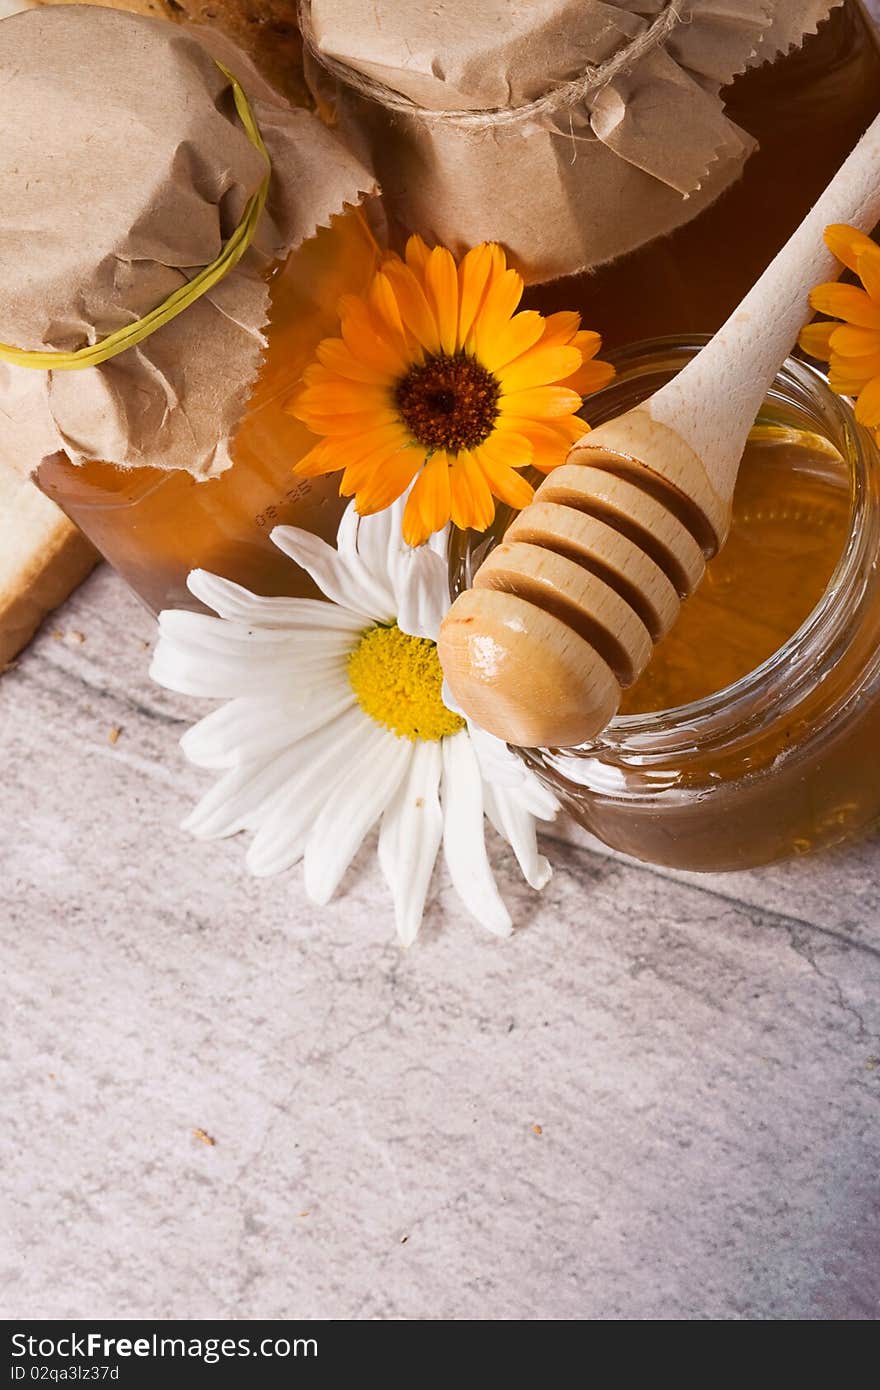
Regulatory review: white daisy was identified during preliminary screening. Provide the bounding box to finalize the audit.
[149,496,558,944]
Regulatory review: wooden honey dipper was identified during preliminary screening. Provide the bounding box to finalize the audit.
[439,113,880,749]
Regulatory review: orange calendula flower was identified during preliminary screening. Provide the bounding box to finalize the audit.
[286,236,614,546]
[798,223,880,432]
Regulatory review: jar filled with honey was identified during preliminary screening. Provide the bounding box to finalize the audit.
[451,339,880,872]
[0,7,378,616]
[36,209,380,614]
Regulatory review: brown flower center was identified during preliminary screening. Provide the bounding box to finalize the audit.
[395,353,500,452]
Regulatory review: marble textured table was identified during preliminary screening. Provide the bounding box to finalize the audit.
[2,564,879,1321]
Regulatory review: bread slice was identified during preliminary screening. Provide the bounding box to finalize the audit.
[0,464,98,670]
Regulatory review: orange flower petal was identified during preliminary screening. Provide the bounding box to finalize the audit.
[368,271,411,347]
[341,446,410,497]
[480,310,547,373]
[824,223,878,274]
[339,295,411,376]
[562,357,616,397]
[448,450,496,532]
[809,283,880,329]
[829,323,880,357]
[552,413,590,446]
[570,329,602,361]
[539,310,581,347]
[857,245,880,304]
[509,418,579,473]
[832,349,880,374]
[290,439,338,477]
[475,429,534,473]
[290,408,400,436]
[829,370,873,395]
[457,242,505,347]
[301,362,337,388]
[296,379,392,416]
[854,375,880,426]
[472,446,535,510]
[404,234,432,283]
[498,344,583,393]
[464,452,497,530]
[498,385,584,419]
[424,245,459,355]
[350,450,423,513]
[467,269,524,360]
[293,424,412,477]
[403,452,453,546]
[798,320,836,360]
[447,457,472,531]
[381,259,441,354]
[315,337,393,384]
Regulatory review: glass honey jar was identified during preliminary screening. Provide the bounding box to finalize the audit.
[452,338,880,871]
[36,207,381,614]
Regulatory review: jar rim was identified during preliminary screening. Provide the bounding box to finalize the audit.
[590,335,877,754]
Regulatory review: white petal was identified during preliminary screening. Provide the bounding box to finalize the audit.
[186,570,365,633]
[182,744,304,840]
[483,783,552,891]
[377,739,443,946]
[303,727,411,905]
[271,522,393,623]
[180,684,354,770]
[440,733,512,937]
[245,707,373,876]
[392,544,450,642]
[157,608,351,657]
[335,503,396,613]
[183,705,364,841]
[507,776,560,821]
[150,614,349,698]
[467,721,559,819]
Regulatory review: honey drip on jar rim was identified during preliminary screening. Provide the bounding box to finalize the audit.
[619,425,852,716]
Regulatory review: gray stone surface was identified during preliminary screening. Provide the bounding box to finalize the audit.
[2,565,879,1321]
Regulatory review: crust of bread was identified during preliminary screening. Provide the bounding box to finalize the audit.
[0,465,98,669]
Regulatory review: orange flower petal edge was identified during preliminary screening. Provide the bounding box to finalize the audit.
[800,223,880,443]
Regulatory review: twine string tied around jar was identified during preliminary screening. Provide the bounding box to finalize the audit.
[0,62,271,373]
[296,0,686,131]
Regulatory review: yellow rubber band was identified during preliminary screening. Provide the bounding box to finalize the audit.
[0,62,271,372]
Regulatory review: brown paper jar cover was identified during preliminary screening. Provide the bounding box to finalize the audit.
[0,6,374,482]
[300,0,840,283]
[0,7,381,617]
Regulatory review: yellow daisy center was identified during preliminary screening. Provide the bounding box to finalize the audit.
[394,352,500,452]
[347,623,465,741]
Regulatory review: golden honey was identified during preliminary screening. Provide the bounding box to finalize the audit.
[620,427,852,715]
